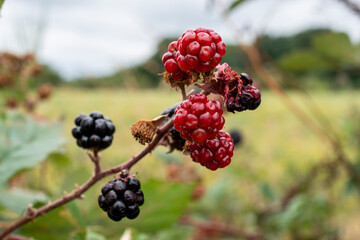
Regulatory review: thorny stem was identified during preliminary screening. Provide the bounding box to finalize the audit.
[0,89,192,239]
[258,158,338,218]
[4,235,33,240]
[179,216,268,240]
[210,0,360,192]
[338,0,360,18]
[0,117,174,239]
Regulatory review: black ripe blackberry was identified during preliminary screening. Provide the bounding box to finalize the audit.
[161,102,180,118]
[72,111,115,150]
[169,128,186,151]
[98,177,144,221]
[229,129,243,147]
[161,103,186,151]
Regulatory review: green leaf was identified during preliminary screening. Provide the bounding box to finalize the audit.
[106,180,195,233]
[132,225,192,240]
[155,151,182,164]
[71,229,106,240]
[71,230,86,240]
[68,201,86,228]
[344,179,358,195]
[86,229,106,240]
[0,187,48,215]
[259,182,276,200]
[312,32,355,64]
[229,0,247,11]
[47,152,71,169]
[134,180,195,232]
[260,182,276,200]
[279,50,331,73]
[20,207,78,239]
[267,194,332,232]
[0,0,4,10]
[0,112,66,186]
[344,161,360,195]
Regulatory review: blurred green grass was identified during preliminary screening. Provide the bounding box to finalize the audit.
[17,87,360,239]
[36,87,360,182]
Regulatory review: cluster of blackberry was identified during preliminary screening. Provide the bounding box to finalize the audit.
[71,111,115,150]
[173,94,224,143]
[72,113,144,222]
[189,131,234,171]
[215,64,261,113]
[68,27,261,225]
[173,94,234,170]
[175,28,226,73]
[162,41,190,81]
[226,73,261,112]
[162,27,227,85]
[98,177,144,221]
[161,102,244,153]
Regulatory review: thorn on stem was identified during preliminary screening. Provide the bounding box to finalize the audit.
[25,204,37,219]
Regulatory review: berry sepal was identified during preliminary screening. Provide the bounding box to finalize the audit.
[196,63,261,113]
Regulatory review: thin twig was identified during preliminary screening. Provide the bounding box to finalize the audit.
[4,235,33,240]
[88,150,101,176]
[338,0,360,17]
[0,118,175,238]
[0,0,5,11]
[0,82,198,238]
[259,159,338,218]
[210,0,360,192]
[179,216,268,240]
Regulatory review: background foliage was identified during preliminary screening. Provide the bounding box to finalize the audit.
[0,0,360,239]
[0,89,359,239]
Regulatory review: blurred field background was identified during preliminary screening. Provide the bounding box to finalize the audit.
[1,88,360,240]
[1,0,360,239]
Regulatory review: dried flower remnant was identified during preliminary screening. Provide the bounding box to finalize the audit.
[215,63,261,113]
[37,84,53,100]
[131,115,168,145]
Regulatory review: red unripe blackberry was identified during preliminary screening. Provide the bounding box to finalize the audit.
[189,131,234,170]
[162,41,189,81]
[176,28,226,73]
[173,94,225,143]
[168,41,177,52]
[164,59,179,73]
[162,52,173,63]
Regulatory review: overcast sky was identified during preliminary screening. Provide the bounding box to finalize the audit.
[0,0,359,79]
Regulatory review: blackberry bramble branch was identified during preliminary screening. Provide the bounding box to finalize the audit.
[0,27,262,238]
[0,110,176,237]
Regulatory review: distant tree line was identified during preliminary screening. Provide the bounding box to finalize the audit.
[43,28,360,89]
